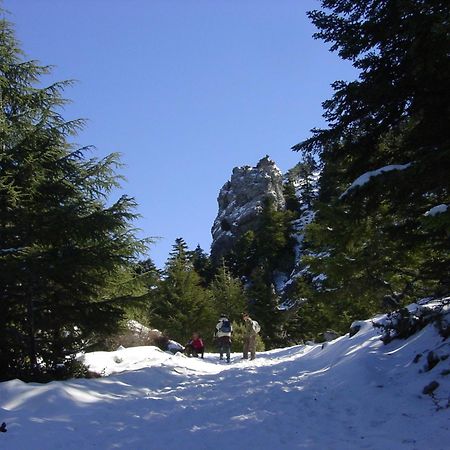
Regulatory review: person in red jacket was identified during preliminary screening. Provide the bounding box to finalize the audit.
[185,332,204,358]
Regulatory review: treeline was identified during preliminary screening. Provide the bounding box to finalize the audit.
[133,227,295,351]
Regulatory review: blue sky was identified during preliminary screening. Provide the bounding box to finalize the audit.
[4,0,356,267]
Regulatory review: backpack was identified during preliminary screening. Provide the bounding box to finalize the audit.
[220,319,232,333]
[252,320,261,333]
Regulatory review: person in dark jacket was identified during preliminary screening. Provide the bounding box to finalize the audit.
[185,332,204,358]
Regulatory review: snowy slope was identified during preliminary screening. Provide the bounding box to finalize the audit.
[1,318,449,450]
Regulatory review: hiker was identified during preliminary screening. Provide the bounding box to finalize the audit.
[185,332,204,358]
[215,314,232,363]
[242,312,260,360]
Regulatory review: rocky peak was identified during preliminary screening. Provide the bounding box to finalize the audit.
[211,156,285,262]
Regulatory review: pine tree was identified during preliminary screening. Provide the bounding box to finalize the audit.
[150,239,214,343]
[283,179,301,213]
[210,261,246,322]
[0,16,145,381]
[220,198,299,346]
[246,267,283,348]
[256,198,296,274]
[135,258,160,278]
[225,230,258,279]
[116,258,161,325]
[293,0,450,318]
[189,244,213,286]
[167,237,189,266]
[287,155,319,210]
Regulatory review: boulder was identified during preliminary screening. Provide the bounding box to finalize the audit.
[349,321,364,337]
[323,330,340,341]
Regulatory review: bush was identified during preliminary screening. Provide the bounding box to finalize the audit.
[230,322,265,353]
[374,307,427,344]
[373,298,450,344]
[27,357,89,383]
[59,357,89,380]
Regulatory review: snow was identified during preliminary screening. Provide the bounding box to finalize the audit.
[340,163,411,198]
[1,311,449,449]
[424,204,448,217]
[0,247,23,254]
[312,273,327,283]
[273,271,289,293]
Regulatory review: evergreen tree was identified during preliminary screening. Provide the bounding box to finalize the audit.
[293,0,450,320]
[119,258,161,325]
[189,244,213,286]
[0,16,145,381]
[135,258,160,279]
[221,198,299,346]
[286,155,319,210]
[256,197,296,274]
[283,179,301,213]
[225,230,257,279]
[210,261,246,322]
[167,237,189,266]
[246,267,283,348]
[150,239,214,343]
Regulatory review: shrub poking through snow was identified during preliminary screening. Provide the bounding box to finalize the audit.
[373,297,450,344]
[374,307,428,344]
[422,381,439,395]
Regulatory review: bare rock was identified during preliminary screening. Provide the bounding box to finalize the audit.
[211,156,285,261]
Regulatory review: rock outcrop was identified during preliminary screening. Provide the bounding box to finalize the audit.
[211,156,285,262]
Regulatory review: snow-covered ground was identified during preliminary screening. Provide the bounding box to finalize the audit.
[1,318,449,449]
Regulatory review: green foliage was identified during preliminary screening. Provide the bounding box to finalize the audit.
[226,230,258,278]
[118,258,161,326]
[210,262,246,323]
[222,197,298,346]
[246,267,283,349]
[257,198,296,274]
[0,15,146,381]
[283,179,301,213]
[149,239,215,344]
[226,198,296,280]
[286,155,318,209]
[167,237,189,266]
[278,278,328,343]
[291,0,450,331]
[230,321,265,353]
[189,244,214,286]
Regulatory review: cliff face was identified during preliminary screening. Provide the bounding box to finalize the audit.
[210,156,285,262]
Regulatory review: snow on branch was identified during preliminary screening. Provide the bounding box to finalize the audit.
[424,204,448,217]
[340,163,411,199]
